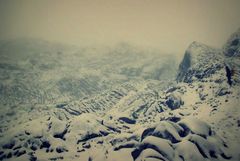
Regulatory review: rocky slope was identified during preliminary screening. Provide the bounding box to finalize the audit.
[223,28,240,57]
[0,29,240,161]
[0,40,177,107]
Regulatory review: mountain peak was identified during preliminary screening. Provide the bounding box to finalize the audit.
[177,41,223,83]
[223,28,240,57]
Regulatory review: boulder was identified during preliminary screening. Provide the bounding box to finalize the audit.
[165,92,184,110]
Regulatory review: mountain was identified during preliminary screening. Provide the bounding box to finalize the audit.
[176,41,223,83]
[223,28,240,57]
[0,39,178,108]
[0,29,240,161]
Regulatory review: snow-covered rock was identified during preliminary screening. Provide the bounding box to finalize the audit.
[1,29,240,161]
[165,92,184,110]
[132,118,231,161]
[177,42,224,83]
[223,28,240,57]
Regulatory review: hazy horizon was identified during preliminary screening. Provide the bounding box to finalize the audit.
[0,0,240,55]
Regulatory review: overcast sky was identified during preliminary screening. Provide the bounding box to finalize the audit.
[0,0,240,54]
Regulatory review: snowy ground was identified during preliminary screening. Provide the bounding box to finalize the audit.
[0,29,240,161]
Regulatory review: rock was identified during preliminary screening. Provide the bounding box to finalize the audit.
[82,142,91,149]
[77,133,101,144]
[176,41,223,83]
[88,157,93,161]
[166,116,181,123]
[29,155,37,161]
[30,144,38,151]
[216,87,231,96]
[14,149,26,157]
[49,156,64,160]
[237,120,240,127]
[6,152,12,159]
[152,121,183,143]
[26,138,42,151]
[141,127,155,141]
[56,146,68,153]
[40,138,51,149]
[2,139,16,149]
[223,28,240,57]
[199,92,208,101]
[118,117,136,124]
[114,140,138,151]
[132,136,174,161]
[165,92,184,110]
[178,118,212,138]
[132,118,231,161]
[51,119,68,140]
[56,103,68,109]
[175,140,205,161]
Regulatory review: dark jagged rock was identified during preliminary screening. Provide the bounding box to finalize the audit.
[29,155,37,161]
[77,133,101,144]
[114,141,138,151]
[56,146,68,153]
[53,125,68,141]
[14,149,26,157]
[40,139,51,149]
[82,142,91,149]
[216,87,231,96]
[49,156,64,160]
[118,117,136,124]
[2,140,16,149]
[166,116,181,123]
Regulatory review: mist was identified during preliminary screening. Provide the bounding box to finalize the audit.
[0,0,240,55]
[1,1,240,161]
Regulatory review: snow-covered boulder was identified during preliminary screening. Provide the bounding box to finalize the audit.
[152,121,183,143]
[177,42,224,83]
[132,118,231,161]
[175,140,205,161]
[165,92,184,110]
[64,113,111,144]
[178,117,212,138]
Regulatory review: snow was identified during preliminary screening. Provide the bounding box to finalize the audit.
[175,140,205,161]
[0,29,240,161]
[223,28,240,57]
[135,136,174,161]
[152,121,182,143]
[178,117,211,137]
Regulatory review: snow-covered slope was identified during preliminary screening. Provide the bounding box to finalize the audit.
[176,41,224,83]
[0,40,178,107]
[0,29,240,161]
[223,28,240,57]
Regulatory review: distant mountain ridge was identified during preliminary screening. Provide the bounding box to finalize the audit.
[0,39,178,107]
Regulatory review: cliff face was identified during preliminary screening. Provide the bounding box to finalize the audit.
[223,28,240,57]
[176,41,223,83]
[177,28,240,84]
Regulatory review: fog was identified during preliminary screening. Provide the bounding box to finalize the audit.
[0,0,240,54]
